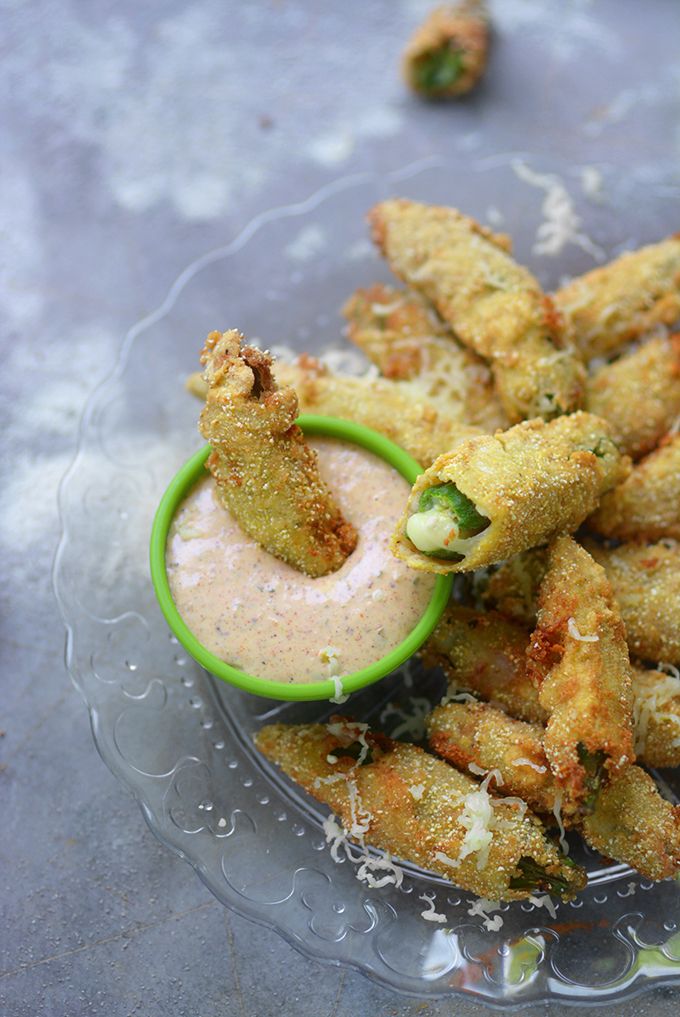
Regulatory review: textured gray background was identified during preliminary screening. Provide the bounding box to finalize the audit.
[2,1,680,1014]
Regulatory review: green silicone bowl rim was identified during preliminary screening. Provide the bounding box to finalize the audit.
[149,414,452,701]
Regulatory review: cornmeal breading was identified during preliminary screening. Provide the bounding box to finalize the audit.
[526,538,634,815]
[555,238,680,360]
[255,719,585,901]
[198,330,356,577]
[369,198,586,422]
[585,335,680,459]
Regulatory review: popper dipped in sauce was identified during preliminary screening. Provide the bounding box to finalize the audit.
[198,329,356,578]
[166,330,437,684]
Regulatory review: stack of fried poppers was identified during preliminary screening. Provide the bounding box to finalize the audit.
[191,198,680,907]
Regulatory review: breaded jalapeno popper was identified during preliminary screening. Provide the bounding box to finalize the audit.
[584,539,680,666]
[275,356,481,465]
[425,603,680,769]
[190,355,480,468]
[585,335,680,460]
[423,604,547,725]
[426,702,680,881]
[255,719,585,901]
[588,434,680,541]
[391,412,629,573]
[402,2,490,100]
[554,236,680,361]
[343,283,507,431]
[527,537,634,815]
[198,330,357,577]
[369,199,586,423]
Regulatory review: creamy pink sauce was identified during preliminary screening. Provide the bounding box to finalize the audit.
[166,437,435,683]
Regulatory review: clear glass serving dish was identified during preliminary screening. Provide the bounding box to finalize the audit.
[54,158,680,1006]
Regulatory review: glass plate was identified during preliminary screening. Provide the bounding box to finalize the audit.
[54,157,680,1007]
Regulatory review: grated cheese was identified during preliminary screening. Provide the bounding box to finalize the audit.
[326,720,371,765]
[379,696,432,741]
[513,757,548,774]
[552,790,569,855]
[409,784,425,801]
[467,897,504,931]
[370,298,406,316]
[468,763,504,787]
[454,779,497,871]
[512,160,604,261]
[434,850,462,869]
[528,893,557,919]
[440,683,479,707]
[567,617,599,642]
[419,892,447,924]
[322,813,404,889]
[329,675,349,705]
[632,666,680,754]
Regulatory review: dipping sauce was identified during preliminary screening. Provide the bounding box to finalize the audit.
[166,437,436,683]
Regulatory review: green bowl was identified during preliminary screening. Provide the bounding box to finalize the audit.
[149,414,453,701]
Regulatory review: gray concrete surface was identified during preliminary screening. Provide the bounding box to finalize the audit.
[2,1,680,1014]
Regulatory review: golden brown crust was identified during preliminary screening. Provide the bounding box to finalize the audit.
[582,766,680,881]
[585,335,680,459]
[427,701,557,814]
[632,665,680,767]
[275,355,480,466]
[427,701,680,880]
[342,282,507,431]
[402,2,490,99]
[554,238,680,361]
[368,198,586,422]
[588,434,680,540]
[427,602,680,769]
[255,718,585,901]
[391,412,630,574]
[584,539,680,665]
[424,605,547,725]
[198,330,357,577]
[527,537,634,814]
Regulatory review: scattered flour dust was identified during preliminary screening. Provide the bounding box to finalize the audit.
[285,225,327,262]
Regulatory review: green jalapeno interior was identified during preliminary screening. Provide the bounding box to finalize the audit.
[406,482,490,559]
[414,46,464,95]
[577,744,607,813]
[509,856,574,896]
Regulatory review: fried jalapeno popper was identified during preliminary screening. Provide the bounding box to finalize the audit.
[427,702,680,881]
[588,434,680,541]
[255,719,585,901]
[554,237,680,361]
[343,283,507,431]
[584,539,680,666]
[427,603,680,769]
[424,604,547,725]
[198,331,357,577]
[190,354,480,468]
[392,413,629,574]
[276,356,481,466]
[585,335,680,460]
[369,199,586,422]
[632,665,680,767]
[402,2,490,100]
[527,537,634,814]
